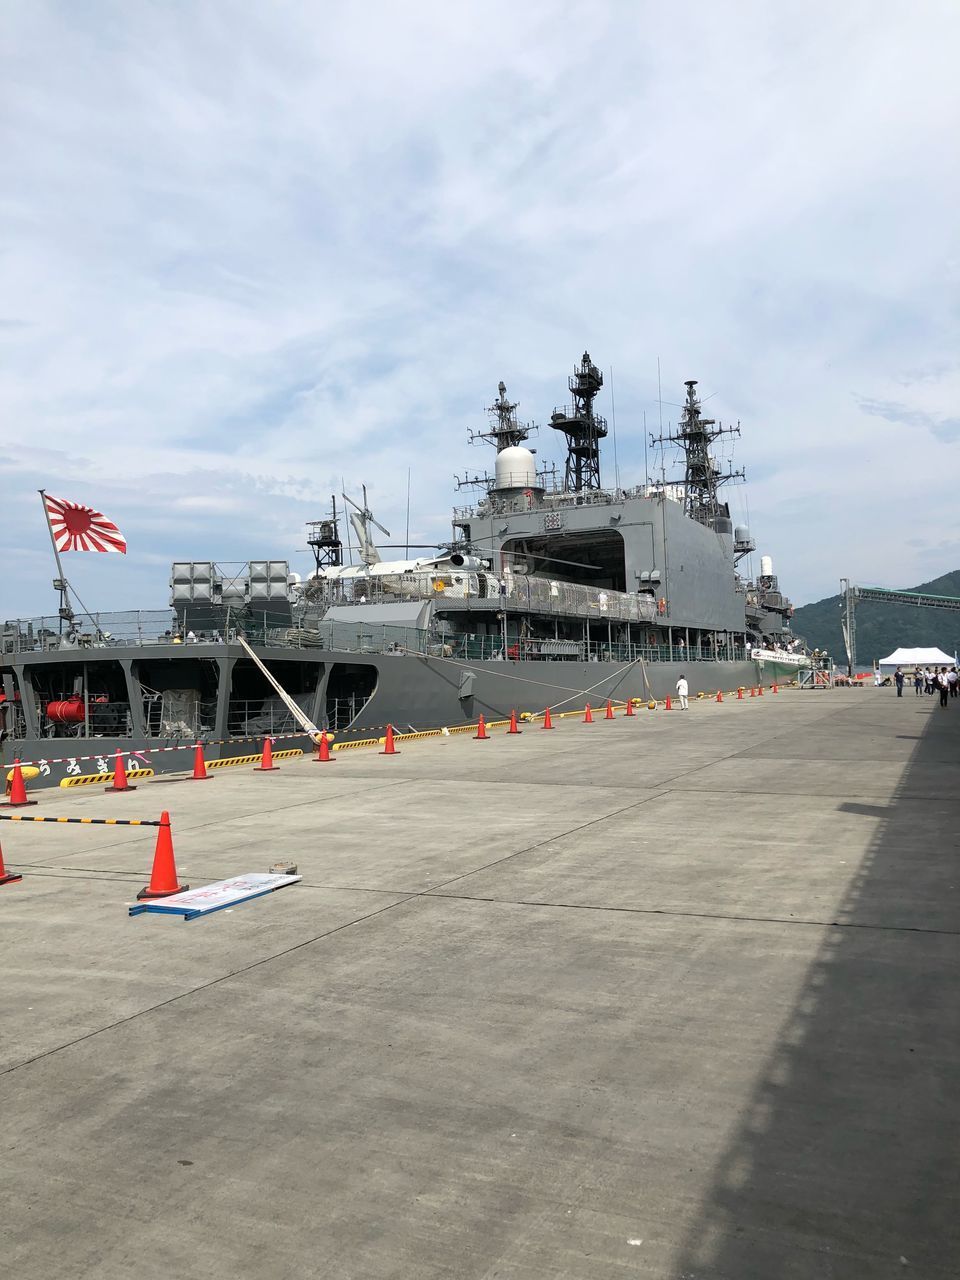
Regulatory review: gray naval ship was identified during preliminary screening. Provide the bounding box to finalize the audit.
[2,354,804,790]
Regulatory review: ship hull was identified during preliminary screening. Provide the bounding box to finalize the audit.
[2,648,764,791]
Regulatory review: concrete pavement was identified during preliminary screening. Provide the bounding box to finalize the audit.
[1,688,957,1278]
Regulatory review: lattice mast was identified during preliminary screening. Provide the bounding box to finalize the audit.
[549,352,607,492]
[456,381,538,491]
[650,380,744,525]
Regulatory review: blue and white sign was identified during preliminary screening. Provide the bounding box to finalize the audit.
[129,873,301,921]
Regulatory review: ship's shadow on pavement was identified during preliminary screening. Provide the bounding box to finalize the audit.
[671,703,960,1280]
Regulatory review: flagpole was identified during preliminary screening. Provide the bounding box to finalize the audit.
[38,489,74,633]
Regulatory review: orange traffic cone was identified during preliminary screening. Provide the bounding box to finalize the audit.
[137,811,187,899]
[772,682,779,693]
[106,749,135,793]
[737,687,744,700]
[0,837,22,886]
[542,707,554,729]
[255,737,279,771]
[716,690,723,703]
[3,760,37,808]
[190,743,210,780]
[507,709,522,734]
[380,724,399,754]
[605,700,614,720]
[750,686,756,698]
[474,715,489,740]
[758,685,764,697]
[315,731,335,763]
[665,696,672,711]
[625,698,635,717]
[583,703,593,723]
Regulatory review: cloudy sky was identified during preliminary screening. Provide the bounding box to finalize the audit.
[2,1,958,618]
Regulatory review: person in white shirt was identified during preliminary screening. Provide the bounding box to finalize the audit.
[675,675,689,710]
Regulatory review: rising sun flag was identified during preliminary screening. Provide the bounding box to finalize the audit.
[42,493,127,553]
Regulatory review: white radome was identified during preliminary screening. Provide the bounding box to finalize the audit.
[494,446,537,491]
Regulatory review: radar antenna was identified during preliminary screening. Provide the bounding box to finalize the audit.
[468,380,538,453]
[649,380,744,527]
[549,351,607,492]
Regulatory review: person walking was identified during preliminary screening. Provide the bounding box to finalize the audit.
[949,667,959,699]
[894,666,905,697]
[938,668,950,708]
[925,667,935,695]
[676,674,689,711]
[914,668,924,696]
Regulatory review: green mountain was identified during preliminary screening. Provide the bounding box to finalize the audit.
[791,570,960,664]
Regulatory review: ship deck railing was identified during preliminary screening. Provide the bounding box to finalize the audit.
[3,612,748,666]
[314,578,660,624]
[452,481,669,521]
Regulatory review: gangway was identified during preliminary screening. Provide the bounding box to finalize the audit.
[840,579,960,672]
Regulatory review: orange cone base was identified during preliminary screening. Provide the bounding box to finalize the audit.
[137,881,188,900]
[2,799,38,808]
[106,783,136,793]
[254,764,279,771]
[0,871,23,886]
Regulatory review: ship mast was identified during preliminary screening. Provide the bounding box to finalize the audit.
[650,380,744,526]
[456,381,539,491]
[473,381,534,451]
[549,352,607,492]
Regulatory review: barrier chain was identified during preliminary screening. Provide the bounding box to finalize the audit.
[9,731,308,772]
[0,814,160,826]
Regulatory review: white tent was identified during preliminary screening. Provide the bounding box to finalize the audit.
[878,647,955,670]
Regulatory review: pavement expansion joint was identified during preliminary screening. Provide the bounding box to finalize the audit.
[0,892,420,1080]
[418,890,960,937]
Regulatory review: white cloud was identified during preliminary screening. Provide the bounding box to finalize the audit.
[2,0,959,617]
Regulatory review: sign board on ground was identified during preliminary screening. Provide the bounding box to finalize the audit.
[128,873,301,921]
